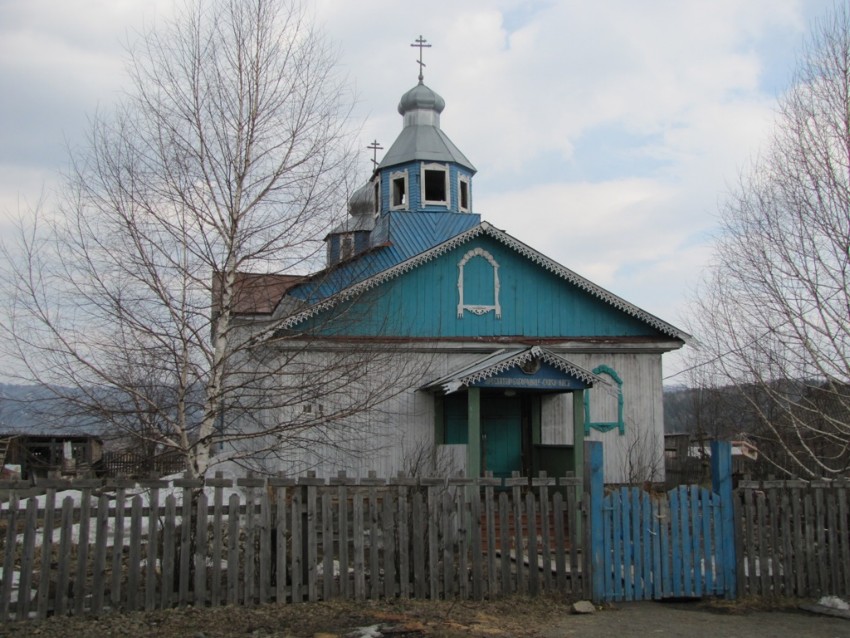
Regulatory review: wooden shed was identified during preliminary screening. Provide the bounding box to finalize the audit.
[0,433,104,479]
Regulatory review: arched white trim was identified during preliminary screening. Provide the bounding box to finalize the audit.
[457,247,501,318]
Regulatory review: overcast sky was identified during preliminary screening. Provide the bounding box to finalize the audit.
[0,0,837,381]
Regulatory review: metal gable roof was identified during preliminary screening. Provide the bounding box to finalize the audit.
[276,221,691,342]
[422,346,605,394]
[286,212,480,305]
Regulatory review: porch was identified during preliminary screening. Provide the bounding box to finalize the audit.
[424,346,602,481]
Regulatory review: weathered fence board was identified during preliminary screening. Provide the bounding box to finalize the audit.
[736,478,850,598]
[0,470,588,621]
[36,488,55,620]
[91,493,109,615]
[1,496,18,621]
[161,496,176,610]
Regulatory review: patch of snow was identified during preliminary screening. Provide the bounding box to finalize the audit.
[4,461,265,548]
[346,625,383,638]
[817,595,850,611]
[316,559,354,578]
[742,556,780,577]
[0,567,36,604]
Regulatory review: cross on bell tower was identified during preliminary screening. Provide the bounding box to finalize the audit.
[410,35,431,82]
[366,139,383,170]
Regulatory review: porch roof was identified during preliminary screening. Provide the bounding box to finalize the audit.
[422,345,605,394]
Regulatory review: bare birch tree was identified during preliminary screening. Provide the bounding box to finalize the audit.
[688,5,850,477]
[1,0,418,477]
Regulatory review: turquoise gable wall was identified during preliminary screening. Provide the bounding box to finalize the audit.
[299,235,665,339]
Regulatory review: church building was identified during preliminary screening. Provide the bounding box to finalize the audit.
[229,44,688,484]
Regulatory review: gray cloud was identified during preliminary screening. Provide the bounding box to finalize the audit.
[0,0,836,380]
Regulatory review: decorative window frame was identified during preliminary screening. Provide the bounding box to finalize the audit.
[583,364,625,435]
[421,162,450,207]
[457,247,501,318]
[390,170,408,210]
[372,176,381,216]
[458,174,470,212]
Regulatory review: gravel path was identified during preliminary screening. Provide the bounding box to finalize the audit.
[551,601,849,638]
[0,597,847,637]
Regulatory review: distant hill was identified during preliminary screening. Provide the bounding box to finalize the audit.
[0,383,107,436]
[662,384,757,439]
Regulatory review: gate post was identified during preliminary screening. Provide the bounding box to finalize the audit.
[585,440,604,602]
[711,440,737,599]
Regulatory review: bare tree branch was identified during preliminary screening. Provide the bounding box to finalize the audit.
[0,0,422,478]
[687,5,850,477]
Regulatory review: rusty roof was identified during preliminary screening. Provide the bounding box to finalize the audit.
[213,272,304,315]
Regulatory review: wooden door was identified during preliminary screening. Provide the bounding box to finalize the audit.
[482,394,522,479]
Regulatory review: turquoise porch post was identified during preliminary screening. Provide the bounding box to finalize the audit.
[467,387,481,477]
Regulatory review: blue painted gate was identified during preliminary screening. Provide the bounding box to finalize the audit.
[588,441,737,601]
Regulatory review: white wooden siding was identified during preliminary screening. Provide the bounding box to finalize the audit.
[226,342,668,483]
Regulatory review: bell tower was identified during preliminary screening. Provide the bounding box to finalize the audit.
[326,36,479,267]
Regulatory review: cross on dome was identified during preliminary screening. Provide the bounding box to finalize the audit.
[410,35,431,82]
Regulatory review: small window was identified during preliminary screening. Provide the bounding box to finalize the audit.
[392,177,405,206]
[340,233,355,260]
[390,170,408,209]
[422,163,449,205]
[373,179,380,215]
[459,175,470,212]
[425,170,446,202]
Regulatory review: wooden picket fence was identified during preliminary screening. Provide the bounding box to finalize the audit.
[3,441,847,623]
[101,449,186,477]
[0,472,588,621]
[735,479,850,598]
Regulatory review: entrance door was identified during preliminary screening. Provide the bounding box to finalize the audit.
[481,394,522,479]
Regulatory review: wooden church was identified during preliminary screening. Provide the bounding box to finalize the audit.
[229,49,688,484]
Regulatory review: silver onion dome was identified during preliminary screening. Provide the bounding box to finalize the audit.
[398,82,446,116]
[348,181,374,218]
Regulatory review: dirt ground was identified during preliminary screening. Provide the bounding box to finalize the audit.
[0,596,847,638]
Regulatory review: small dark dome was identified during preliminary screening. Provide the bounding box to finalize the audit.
[348,181,374,217]
[398,82,445,115]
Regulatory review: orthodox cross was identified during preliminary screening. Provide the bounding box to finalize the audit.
[411,35,431,82]
[367,139,383,170]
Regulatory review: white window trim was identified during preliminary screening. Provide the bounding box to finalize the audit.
[421,162,450,207]
[372,176,381,216]
[458,174,470,212]
[457,247,501,318]
[390,170,408,210]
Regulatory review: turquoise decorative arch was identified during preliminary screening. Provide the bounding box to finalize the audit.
[584,364,625,435]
